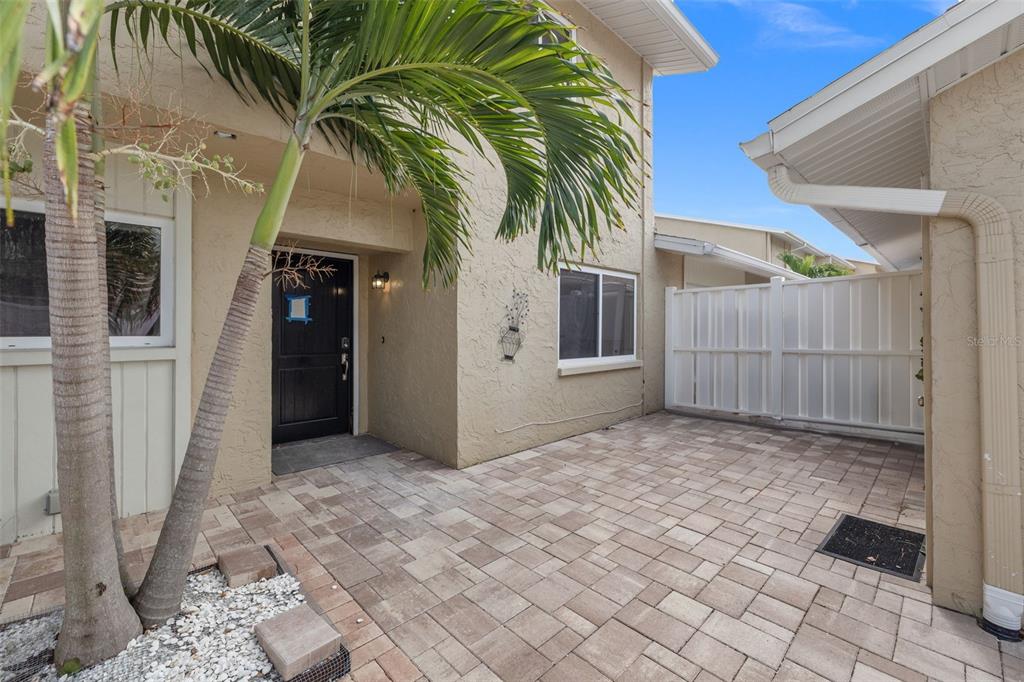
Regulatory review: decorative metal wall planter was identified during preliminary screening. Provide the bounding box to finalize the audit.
[500,326,522,360]
[500,288,529,361]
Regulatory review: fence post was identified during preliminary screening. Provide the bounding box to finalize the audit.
[665,287,677,408]
[769,276,784,418]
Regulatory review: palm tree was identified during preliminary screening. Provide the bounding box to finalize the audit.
[111,0,640,626]
[1,0,144,666]
[779,251,850,278]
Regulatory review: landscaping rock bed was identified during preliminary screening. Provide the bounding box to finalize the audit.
[0,571,304,681]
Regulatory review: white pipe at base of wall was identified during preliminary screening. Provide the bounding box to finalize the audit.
[766,165,1024,640]
[983,583,1024,633]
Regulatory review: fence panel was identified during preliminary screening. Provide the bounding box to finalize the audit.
[665,271,924,440]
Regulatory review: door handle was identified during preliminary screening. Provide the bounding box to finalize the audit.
[341,352,350,382]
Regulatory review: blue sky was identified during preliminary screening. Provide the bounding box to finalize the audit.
[653,0,951,261]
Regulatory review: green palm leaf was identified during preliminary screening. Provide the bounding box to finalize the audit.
[0,0,30,226]
[110,0,639,284]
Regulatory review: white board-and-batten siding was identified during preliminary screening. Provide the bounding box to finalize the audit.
[0,149,191,544]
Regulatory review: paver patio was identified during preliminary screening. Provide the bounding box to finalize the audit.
[2,412,1022,681]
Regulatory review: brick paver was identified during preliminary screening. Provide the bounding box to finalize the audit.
[3,413,1024,681]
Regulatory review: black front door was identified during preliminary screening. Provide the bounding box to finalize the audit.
[272,254,353,443]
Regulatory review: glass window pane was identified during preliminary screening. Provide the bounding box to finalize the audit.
[106,221,161,337]
[601,274,634,357]
[559,269,599,360]
[0,211,163,340]
[0,210,50,337]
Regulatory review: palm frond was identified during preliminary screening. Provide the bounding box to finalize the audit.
[310,0,639,278]
[112,0,641,285]
[108,0,303,120]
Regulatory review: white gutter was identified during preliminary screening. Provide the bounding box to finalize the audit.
[767,165,1023,640]
[653,233,808,280]
[654,214,854,270]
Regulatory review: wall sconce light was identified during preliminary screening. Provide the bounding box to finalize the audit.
[371,271,390,290]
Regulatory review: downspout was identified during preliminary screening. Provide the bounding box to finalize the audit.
[767,165,1023,640]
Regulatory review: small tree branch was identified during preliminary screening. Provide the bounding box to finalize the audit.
[100,143,263,199]
[272,245,337,289]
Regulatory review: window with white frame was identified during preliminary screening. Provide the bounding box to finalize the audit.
[0,202,174,348]
[537,10,576,46]
[558,266,636,365]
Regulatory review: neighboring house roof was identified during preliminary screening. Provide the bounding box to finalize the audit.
[578,0,719,74]
[653,233,809,280]
[740,0,1024,271]
[655,213,856,270]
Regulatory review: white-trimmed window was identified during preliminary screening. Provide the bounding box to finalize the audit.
[0,199,174,349]
[537,10,576,46]
[558,266,636,368]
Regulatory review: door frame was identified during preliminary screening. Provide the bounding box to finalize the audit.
[273,246,360,436]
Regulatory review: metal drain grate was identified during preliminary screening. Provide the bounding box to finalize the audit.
[817,514,925,580]
[291,647,351,682]
[3,648,54,682]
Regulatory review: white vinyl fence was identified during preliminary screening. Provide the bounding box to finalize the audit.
[665,272,924,441]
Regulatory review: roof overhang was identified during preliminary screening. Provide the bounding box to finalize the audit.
[654,233,808,280]
[577,0,718,75]
[655,213,856,270]
[741,0,1024,271]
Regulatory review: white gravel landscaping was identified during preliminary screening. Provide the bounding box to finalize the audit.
[0,570,305,682]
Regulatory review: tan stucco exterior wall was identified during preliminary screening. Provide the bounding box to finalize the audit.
[926,47,1024,616]
[366,216,459,467]
[451,0,655,467]
[191,138,416,496]
[656,216,770,258]
[17,2,680,490]
[682,258,749,288]
[847,259,880,276]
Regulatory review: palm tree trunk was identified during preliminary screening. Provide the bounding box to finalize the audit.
[90,79,134,595]
[46,105,142,667]
[94,167,135,595]
[132,245,270,625]
[131,135,305,627]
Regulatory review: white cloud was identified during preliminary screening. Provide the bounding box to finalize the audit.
[682,0,884,50]
[752,1,884,49]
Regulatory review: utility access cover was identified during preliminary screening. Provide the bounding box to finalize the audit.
[817,514,925,580]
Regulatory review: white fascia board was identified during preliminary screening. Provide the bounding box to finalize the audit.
[645,0,719,71]
[653,233,807,280]
[654,214,853,269]
[780,231,855,270]
[578,0,718,75]
[740,0,1023,161]
[765,0,1021,153]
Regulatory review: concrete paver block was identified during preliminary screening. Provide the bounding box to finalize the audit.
[218,544,278,588]
[255,604,343,681]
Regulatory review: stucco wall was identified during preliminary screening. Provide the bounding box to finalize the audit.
[656,216,770,259]
[16,1,667,489]
[366,216,459,467]
[452,0,653,467]
[682,257,749,288]
[847,259,880,276]
[926,47,1024,615]
[192,140,415,496]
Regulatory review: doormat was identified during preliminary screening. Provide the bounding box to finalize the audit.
[817,514,925,580]
[272,434,399,475]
